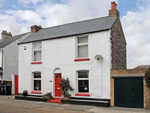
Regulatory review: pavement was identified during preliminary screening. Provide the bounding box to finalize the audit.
[0,95,150,113]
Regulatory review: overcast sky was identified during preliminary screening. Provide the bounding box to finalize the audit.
[0,0,150,69]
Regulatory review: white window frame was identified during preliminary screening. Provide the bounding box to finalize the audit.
[32,72,41,91]
[77,70,89,93]
[32,42,42,62]
[76,35,89,59]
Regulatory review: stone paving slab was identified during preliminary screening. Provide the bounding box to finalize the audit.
[0,101,87,113]
[0,95,94,111]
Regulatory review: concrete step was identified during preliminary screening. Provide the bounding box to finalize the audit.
[15,95,47,102]
[61,97,110,107]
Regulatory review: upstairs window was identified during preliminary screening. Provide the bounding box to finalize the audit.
[33,42,42,62]
[77,36,88,58]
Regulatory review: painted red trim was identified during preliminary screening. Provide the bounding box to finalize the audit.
[74,58,90,61]
[15,75,18,95]
[31,62,42,64]
[75,93,90,96]
[31,91,42,94]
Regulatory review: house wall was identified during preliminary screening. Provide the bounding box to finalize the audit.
[111,69,150,108]
[19,30,111,99]
[111,19,126,70]
[0,49,2,80]
[0,50,2,67]
[2,33,30,81]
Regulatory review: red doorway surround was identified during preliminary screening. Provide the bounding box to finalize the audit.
[15,75,18,95]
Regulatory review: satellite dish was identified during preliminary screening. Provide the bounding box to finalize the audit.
[95,55,103,61]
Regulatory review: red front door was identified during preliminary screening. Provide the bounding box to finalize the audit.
[55,73,61,97]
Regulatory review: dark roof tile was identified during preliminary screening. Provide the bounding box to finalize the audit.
[0,32,29,48]
[19,16,117,44]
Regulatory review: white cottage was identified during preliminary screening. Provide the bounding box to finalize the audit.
[0,30,29,87]
[18,2,126,106]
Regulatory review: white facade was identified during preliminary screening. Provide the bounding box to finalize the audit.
[2,33,30,81]
[0,49,2,67]
[19,30,111,99]
[0,49,2,80]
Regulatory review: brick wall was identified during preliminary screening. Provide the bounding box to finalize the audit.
[144,78,150,109]
[111,19,127,70]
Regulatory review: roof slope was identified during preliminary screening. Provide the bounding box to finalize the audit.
[19,16,117,44]
[0,32,29,48]
[134,65,150,69]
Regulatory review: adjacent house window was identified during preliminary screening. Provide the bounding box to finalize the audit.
[77,71,89,92]
[33,72,41,91]
[33,42,42,62]
[77,36,88,58]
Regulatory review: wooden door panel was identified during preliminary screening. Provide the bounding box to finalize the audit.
[55,74,61,97]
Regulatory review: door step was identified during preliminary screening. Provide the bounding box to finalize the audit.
[15,95,47,102]
[47,98,61,104]
[61,97,110,107]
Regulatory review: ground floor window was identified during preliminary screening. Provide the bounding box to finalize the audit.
[33,72,41,91]
[77,71,89,92]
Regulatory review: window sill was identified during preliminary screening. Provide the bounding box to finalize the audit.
[75,93,90,96]
[31,62,42,64]
[31,91,42,94]
[74,58,90,61]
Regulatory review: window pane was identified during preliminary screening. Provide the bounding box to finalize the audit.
[34,72,41,78]
[78,37,88,44]
[34,80,41,90]
[78,45,88,58]
[78,71,88,78]
[34,51,41,61]
[78,80,89,92]
[34,43,42,49]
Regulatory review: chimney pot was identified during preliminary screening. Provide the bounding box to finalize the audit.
[115,3,117,9]
[111,1,116,9]
[109,1,120,18]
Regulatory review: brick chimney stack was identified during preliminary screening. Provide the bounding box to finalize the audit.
[31,25,43,33]
[1,30,12,41]
[109,1,120,18]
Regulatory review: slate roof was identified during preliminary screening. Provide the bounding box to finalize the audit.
[0,32,29,48]
[134,65,150,69]
[19,16,117,44]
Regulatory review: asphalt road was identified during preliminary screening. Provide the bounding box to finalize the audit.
[0,96,149,113]
[0,101,88,113]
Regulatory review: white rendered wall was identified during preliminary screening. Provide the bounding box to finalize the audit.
[0,50,2,67]
[19,30,111,99]
[11,74,15,94]
[2,33,30,81]
[0,50,2,80]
